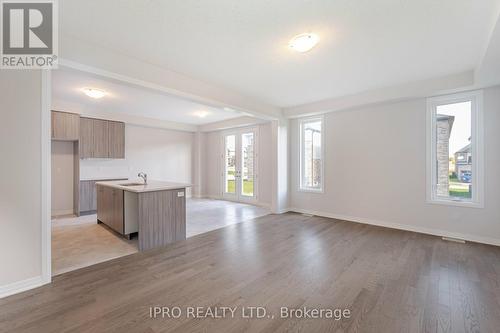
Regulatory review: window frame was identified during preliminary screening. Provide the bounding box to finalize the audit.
[426,90,484,208]
[220,126,260,203]
[299,116,325,193]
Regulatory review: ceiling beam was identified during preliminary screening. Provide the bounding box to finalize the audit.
[283,71,474,118]
[52,98,198,132]
[197,116,269,132]
[59,36,282,121]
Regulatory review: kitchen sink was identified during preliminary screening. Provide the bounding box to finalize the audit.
[119,182,145,187]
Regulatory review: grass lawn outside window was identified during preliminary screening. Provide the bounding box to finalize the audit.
[227,180,254,196]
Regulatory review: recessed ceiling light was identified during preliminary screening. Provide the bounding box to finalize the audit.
[194,110,209,118]
[289,33,319,53]
[82,87,107,99]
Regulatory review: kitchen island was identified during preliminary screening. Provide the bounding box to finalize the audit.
[96,180,190,251]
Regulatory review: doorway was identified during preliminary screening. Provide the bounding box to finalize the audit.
[222,127,258,204]
[51,141,76,217]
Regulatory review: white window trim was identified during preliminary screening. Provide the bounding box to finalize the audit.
[299,116,325,193]
[426,90,484,208]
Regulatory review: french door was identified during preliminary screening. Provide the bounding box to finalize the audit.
[222,128,258,203]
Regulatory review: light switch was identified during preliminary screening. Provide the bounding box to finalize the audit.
[177,192,185,197]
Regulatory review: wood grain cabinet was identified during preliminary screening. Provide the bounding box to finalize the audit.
[79,117,125,159]
[108,121,125,158]
[92,119,109,158]
[79,180,95,212]
[79,117,94,158]
[51,111,80,141]
[80,178,127,214]
[138,189,186,251]
[97,185,124,234]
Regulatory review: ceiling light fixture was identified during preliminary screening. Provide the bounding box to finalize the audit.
[289,33,319,53]
[194,110,209,118]
[82,87,107,99]
[223,107,238,113]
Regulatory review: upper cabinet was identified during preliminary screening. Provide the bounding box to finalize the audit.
[80,117,125,159]
[79,117,94,158]
[51,111,80,141]
[108,121,125,159]
[92,119,110,158]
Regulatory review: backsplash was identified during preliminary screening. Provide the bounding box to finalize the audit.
[79,159,131,181]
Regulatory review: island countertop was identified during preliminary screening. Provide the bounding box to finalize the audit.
[95,180,191,193]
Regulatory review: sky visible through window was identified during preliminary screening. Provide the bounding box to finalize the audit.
[437,101,471,157]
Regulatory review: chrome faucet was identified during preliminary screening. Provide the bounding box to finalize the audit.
[138,172,147,185]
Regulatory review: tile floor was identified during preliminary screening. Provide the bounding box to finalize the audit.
[186,198,270,237]
[51,198,270,275]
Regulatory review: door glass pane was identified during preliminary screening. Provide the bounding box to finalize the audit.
[241,132,255,197]
[225,135,236,194]
[435,101,472,199]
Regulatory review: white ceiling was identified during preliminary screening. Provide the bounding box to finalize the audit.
[52,67,242,125]
[60,0,500,108]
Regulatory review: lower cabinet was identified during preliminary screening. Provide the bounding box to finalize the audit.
[96,185,124,235]
[80,179,127,214]
[79,180,96,212]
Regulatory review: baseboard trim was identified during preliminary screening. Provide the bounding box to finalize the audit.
[288,207,500,247]
[51,209,74,216]
[0,275,46,299]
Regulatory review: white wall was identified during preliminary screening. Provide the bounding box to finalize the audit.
[0,71,45,292]
[290,86,500,245]
[258,122,273,206]
[51,141,75,216]
[201,122,273,207]
[80,124,194,194]
[191,132,203,198]
[202,131,221,198]
[271,120,289,213]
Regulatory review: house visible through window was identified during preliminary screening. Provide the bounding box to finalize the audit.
[427,91,483,207]
[300,117,323,191]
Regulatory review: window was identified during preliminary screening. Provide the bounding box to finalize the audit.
[427,91,483,207]
[299,117,324,192]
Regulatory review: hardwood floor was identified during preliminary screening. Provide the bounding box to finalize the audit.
[2,213,500,332]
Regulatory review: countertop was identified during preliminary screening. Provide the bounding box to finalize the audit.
[95,180,191,193]
[80,177,128,181]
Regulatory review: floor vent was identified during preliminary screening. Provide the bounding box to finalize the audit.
[442,236,466,244]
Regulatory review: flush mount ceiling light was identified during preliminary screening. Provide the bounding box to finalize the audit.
[194,110,209,118]
[82,87,107,99]
[223,107,240,113]
[289,33,319,53]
